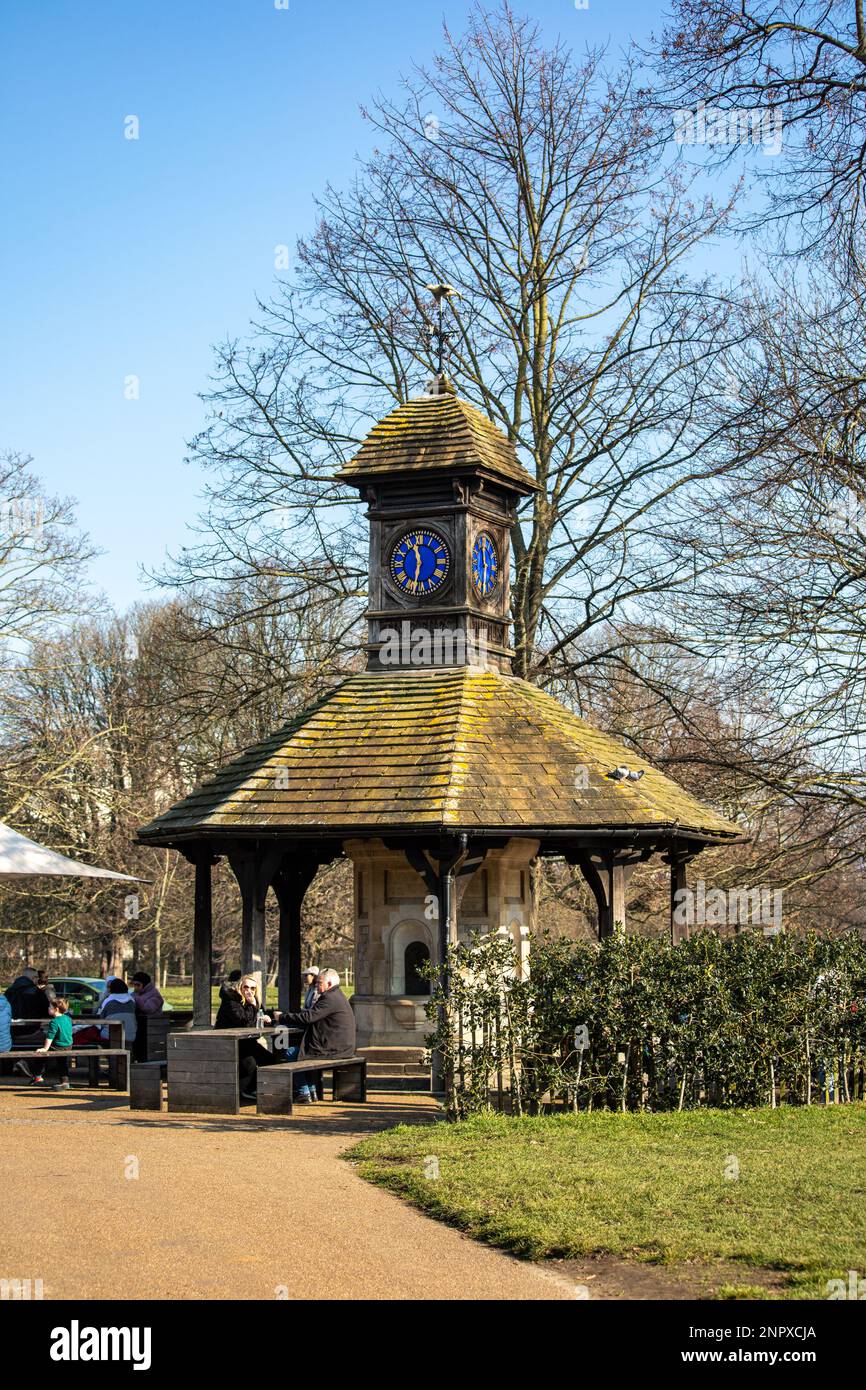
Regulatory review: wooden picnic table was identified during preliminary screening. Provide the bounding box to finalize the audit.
[167,1026,302,1115]
[0,1017,130,1092]
[9,1018,125,1049]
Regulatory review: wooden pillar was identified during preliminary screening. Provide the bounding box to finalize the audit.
[609,860,627,935]
[229,847,282,1008]
[192,853,214,1028]
[572,850,646,940]
[248,898,267,1005]
[666,849,692,945]
[405,837,469,1097]
[273,859,319,1013]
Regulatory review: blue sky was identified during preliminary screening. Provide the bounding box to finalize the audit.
[0,0,668,610]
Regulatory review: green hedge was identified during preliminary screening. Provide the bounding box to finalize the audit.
[425,930,866,1118]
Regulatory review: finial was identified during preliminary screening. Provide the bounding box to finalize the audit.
[422,282,460,376]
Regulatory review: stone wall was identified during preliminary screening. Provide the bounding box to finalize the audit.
[344,836,539,1048]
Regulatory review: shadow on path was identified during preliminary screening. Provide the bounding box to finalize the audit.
[119,1100,441,1138]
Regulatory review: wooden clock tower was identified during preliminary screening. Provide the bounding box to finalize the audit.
[337,375,538,673]
[141,368,742,1056]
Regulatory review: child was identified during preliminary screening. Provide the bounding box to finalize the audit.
[30,997,73,1089]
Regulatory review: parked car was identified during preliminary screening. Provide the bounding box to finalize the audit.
[48,977,105,1016]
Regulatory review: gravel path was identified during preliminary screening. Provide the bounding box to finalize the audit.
[0,1088,575,1301]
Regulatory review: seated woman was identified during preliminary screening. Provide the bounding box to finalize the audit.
[97,978,138,1048]
[0,992,11,1053]
[69,977,138,1048]
[214,974,277,1100]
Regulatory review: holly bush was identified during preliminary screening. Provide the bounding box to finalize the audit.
[425,929,866,1119]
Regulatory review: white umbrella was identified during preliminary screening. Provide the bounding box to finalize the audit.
[0,821,139,881]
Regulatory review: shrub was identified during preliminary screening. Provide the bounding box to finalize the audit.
[424,929,866,1119]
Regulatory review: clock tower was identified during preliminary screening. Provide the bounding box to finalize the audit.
[337,374,538,673]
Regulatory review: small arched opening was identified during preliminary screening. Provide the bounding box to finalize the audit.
[404,940,431,996]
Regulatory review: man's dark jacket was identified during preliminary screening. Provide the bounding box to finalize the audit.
[5,976,50,1019]
[281,987,356,1061]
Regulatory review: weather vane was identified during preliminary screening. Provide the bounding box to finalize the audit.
[422,282,460,377]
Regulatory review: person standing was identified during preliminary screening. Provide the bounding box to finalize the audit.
[0,992,11,1053]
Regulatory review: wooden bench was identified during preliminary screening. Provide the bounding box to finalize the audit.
[130,1061,167,1110]
[2,1019,127,1088]
[257,1056,367,1115]
[0,1048,130,1092]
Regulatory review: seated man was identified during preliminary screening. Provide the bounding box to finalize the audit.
[5,966,50,1045]
[277,967,356,1104]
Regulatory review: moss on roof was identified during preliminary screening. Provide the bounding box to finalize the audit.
[336,392,538,494]
[138,668,741,844]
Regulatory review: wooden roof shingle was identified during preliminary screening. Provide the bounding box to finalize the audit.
[336,389,538,495]
[138,668,742,844]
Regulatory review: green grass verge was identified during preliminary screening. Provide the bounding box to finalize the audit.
[160,986,215,1011]
[345,1105,866,1299]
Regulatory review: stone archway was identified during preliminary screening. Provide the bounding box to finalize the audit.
[388,918,434,995]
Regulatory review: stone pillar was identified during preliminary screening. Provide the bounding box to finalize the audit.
[477,839,539,974]
[343,838,433,1048]
[343,836,539,1048]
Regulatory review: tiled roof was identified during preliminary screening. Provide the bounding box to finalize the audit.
[336,391,538,494]
[138,669,741,844]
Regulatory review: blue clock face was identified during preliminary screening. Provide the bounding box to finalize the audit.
[472,532,499,597]
[390,529,451,596]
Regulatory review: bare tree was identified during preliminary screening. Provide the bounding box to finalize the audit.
[0,595,364,979]
[164,3,745,696]
[641,251,866,863]
[650,0,866,265]
[0,449,94,646]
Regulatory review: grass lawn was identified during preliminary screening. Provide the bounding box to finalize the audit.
[161,985,216,1011]
[345,1104,866,1299]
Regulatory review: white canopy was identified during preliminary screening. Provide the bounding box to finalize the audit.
[0,821,138,881]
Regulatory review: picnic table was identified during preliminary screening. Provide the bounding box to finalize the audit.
[8,1018,125,1049]
[167,1026,302,1115]
[0,1018,129,1091]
